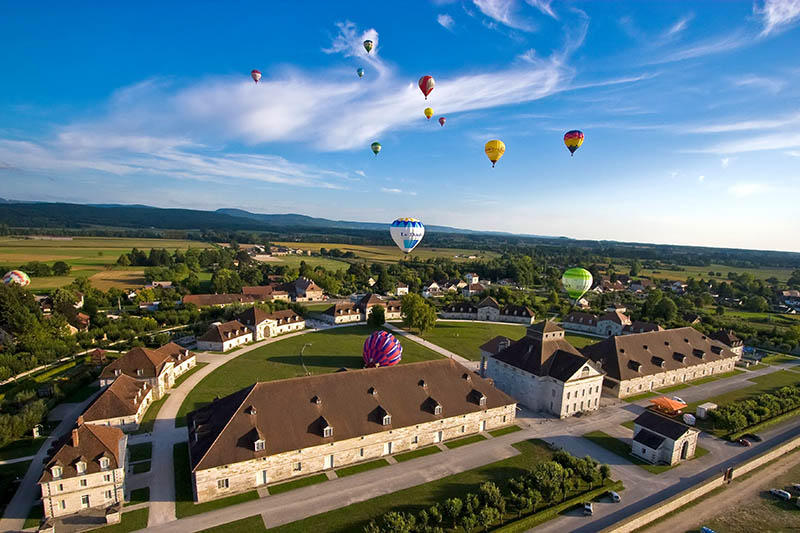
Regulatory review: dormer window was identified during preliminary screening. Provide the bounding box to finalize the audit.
[382,414,392,425]
[434,405,442,415]
[323,426,333,438]
[368,387,377,396]
[136,369,143,376]
[76,461,86,474]
[51,466,62,479]
[312,395,322,405]
[114,369,120,376]
[254,439,265,452]
[462,373,471,382]
[99,457,110,470]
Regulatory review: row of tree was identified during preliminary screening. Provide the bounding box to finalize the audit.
[709,385,800,433]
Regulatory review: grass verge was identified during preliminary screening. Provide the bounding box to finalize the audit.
[444,434,487,449]
[173,362,209,388]
[489,425,523,438]
[624,391,658,403]
[92,508,149,533]
[621,420,635,430]
[128,442,152,462]
[23,504,43,529]
[198,515,267,533]
[129,487,150,505]
[393,446,442,463]
[335,459,389,478]
[583,431,674,474]
[268,473,328,495]
[132,394,169,435]
[689,369,745,385]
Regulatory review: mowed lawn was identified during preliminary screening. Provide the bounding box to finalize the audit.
[177,325,443,420]
[272,242,499,264]
[419,321,599,361]
[637,263,795,283]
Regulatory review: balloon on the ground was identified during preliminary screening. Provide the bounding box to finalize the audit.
[363,330,403,368]
[357,68,365,78]
[424,107,434,120]
[561,267,593,300]
[363,40,374,53]
[371,142,382,156]
[439,117,446,127]
[418,75,435,99]
[564,130,584,156]
[3,270,30,287]
[484,140,506,167]
[250,70,261,83]
[390,218,425,253]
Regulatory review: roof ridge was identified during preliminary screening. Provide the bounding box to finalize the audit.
[191,384,257,472]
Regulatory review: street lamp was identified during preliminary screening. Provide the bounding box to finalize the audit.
[300,343,312,375]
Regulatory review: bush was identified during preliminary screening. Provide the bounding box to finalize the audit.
[709,384,800,434]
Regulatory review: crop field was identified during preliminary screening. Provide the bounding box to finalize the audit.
[634,263,795,283]
[272,241,500,264]
[255,254,350,271]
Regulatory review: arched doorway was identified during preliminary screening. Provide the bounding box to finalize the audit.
[680,440,689,460]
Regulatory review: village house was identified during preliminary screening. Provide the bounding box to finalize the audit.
[39,421,126,519]
[357,294,403,320]
[465,273,480,285]
[632,410,699,465]
[628,279,655,294]
[81,374,153,431]
[396,283,409,297]
[291,277,325,301]
[709,329,745,357]
[581,327,741,398]
[481,321,604,418]
[146,281,173,289]
[321,302,363,324]
[441,297,535,325]
[241,285,291,302]
[237,307,306,340]
[462,283,486,298]
[186,359,516,502]
[320,295,402,324]
[99,343,196,399]
[197,320,253,352]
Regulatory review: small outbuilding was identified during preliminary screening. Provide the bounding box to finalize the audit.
[632,410,699,466]
[696,402,718,420]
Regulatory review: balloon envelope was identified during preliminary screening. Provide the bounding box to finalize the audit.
[418,75,435,99]
[363,330,403,367]
[390,218,425,253]
[250,70,261,83]
[363,40,374,53]
[439,117,446,127]
[484,140,506,167]
[371,142,382,156]
[561,267,593,300]
[3,270,30,287]
[564,130,584,155]
[357,68,365,78]
[424,107,434,120]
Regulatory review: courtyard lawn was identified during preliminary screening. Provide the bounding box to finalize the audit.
[760,353,800,365]
[128,442,152,462]
[177,325,443,423]
[335,459,390,478]
[198,515,267,533]
[0,460,31,514]
[443,434,487,449]
[488,424,522,437]
[393,446,442,463]
[420,321,527,360]
[266,439,555,533]
[583,431,674,474]
[131,393,169,435]
[268,474,328,495]
[129,487,150,505]
[92,508,149,533]
[172,362,209,388]
[565,333,602,349]
[0,434,46,461]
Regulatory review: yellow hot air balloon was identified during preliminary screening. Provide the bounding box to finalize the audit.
[484,140,505,167]
[424,107,434,120]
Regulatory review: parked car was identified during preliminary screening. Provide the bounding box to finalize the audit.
[737,438,751,447]
[672,396,686,404]
[608,490,621,503]
[583,502,593,516]
[700,527,716,533]
[792,483,800,491]
[742,433,762,442]
[770,488,792,500]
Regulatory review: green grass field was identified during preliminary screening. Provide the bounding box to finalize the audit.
[172,362,209,388]
[488,424,522,437]
[132,394,169,435]
[636,263,795,283]
[273,242,500,264]
[128,442,152,462]
[393,446,442,463]
[92,508,149,533]
[335,459,390,478]
[177,325,443,423]
[443,434,487,449]
[686,370,800,415]
[268,473,328,495]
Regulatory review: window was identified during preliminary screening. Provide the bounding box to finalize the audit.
[412,436,419,444]
[80,479,88,487]
[105,490,113,499]
[293,462,302,472]
[136,369,144,376]
[502,415,507,423]
[582,389,585,397]
[76,461,86,474]
[100,457,109,469]
[217,479,229,489]
[434,405,442,415]
[573,403,577,411]
[565,404,570,413]
[58,483,63,492]
[382,414,392,426]
[551,389,555,397]
[581,366,590,376]
[323,426,333,438]
[52,466,62,479]
[104,475,111,482]
[461,425,466,433]
[580,401,584,410]
[81,495,90,508]
[60,500,66,510]
[567,391,571,399]
[595,398,598,406]
[255,439,265,452]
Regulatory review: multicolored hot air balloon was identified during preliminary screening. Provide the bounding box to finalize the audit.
[439,117,446,127]
[357,67,365,78]
[418,75,435,99]
[3,270,30,287]
[363,330,403,368]
[363,40,374,53]
[371,142,382,156]
[250,70,261,84]
[561,267,593,301]
[484,140,505,168]
[424,107,434,120]
[564,130,584,156]
[390,218,425,253]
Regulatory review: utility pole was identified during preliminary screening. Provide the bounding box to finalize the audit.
[300,343,312,375]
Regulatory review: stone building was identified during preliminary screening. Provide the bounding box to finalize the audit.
[441,297,535,325]
[357,294,403,320]
[187,359,516,503]
[320,295,402,324]
[237,307,306,341]
[709,329,744,357]
[39,421,126,519]
[632,410,699,465]
[292,277,324,301]
[563,309,656,337]
[241,285,291,302]
[99,343,196,399]
[197,320,253,352]
[81,374,154,431]
[581,327,741,399]
[482,321,604,418]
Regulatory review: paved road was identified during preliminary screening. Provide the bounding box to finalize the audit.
[0,455,36,465]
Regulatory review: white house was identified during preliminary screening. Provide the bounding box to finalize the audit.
[237,307,306,340]
[632,410,699,465]
[197,321,253,352]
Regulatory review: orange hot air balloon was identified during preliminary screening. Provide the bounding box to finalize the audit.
[418,76,435,99]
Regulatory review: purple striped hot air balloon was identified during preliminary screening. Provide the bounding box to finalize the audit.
[363,331,403,368]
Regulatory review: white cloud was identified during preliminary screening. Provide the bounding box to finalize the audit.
[355,170,366,177]
[732,74,785,93]
[670,170,679,178]
[651,31,750,64]
[698,132,800,154]
[698,175,705,182]
[687,112,800,133]
[728,183,765,197]
[525,0,558,19]
[663,14,693,38]
[473,0,533,31]
[437,13,455,30]
[756,0,800,36]
[787,150,800,157]
[720,157,731,168]
[381,187,416,195]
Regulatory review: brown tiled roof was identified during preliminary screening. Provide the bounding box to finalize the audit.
[82,374,150,422]
[500,304,534,317]
[237,306,271,326]
[358,294,384,308]
[623,321,663,334]
[90,348,108,365]
[187,360,515,471]
[581,327,738,382]
[709,329,743,348]
[479,335,513,355]
[183,294,259,307]
[40,424,123,483]
[294,277,322,293]
[598,310,630,325]
[324,302,361,317]
[241,286,276,298]
[477,296,500,309]
[443,302,477,314]
[528,320,564,335]
[266,309,304,324]
[466,283,485,292]
[100,347,171,380]
[197,320,252,343]
[564,312,597,326]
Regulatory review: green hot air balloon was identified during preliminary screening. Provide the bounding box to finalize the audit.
[371,142,382,156]
[363,40,374,53]
[561,267,593,301]
[357,67,365,78]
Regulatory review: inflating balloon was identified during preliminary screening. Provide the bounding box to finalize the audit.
[357,68,365,78]
[424,107,434,120]
[390,218,425,254]
[363,330,403,368]
[484,140,505,168]
[439,117,446,127]
[561,268,593,301]
[371,142,382,156]
[3,270,30,287]
[363,40,374,53]
[418,76,435,99]
[250,70,261,84]
[564,130,584,156]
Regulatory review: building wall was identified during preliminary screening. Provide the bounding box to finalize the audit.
[441,311,478,320]
[396,287,409,296]
[607,357,739,398]
[499,314,535,325]
[84,389,153,431]
[631,426,698,466]
[596,320,625,337]
[192,404,516,503]
[173,356,196,378]
[269,320,306,337]
[197,333,253,353]
[562,321,597,334]
[477,307,500,321]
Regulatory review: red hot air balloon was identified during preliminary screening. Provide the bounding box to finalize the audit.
[363,331,403,367]
[418,75,435,99]
[439,117,446,127]
[251,70,262,84]
[563,130,584,156]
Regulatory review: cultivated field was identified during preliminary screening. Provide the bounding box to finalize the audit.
[636,263,795,283]
[258,255,351,271]
[273,242,500,264]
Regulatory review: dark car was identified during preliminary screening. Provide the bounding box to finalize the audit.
[742,433,762,442]
[738,438,751,447]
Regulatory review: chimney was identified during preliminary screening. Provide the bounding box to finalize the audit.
[72,428,79,447]
[77,415,84,426]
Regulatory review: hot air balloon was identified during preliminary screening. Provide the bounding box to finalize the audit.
[484,140,506,168]
[363,330,403,368]
[357,67,365,78]
[564,130,584,156]
[250,70,261,84]
[371,142,382,156]
[424,107,434,120]
[3,270,30,287]
[418,75,435,99]
[390,218,425,253]
[439,117,446,127]
[561,267,593,301]
[363,40,374,53]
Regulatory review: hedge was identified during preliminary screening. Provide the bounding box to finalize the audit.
[728,405,800,440]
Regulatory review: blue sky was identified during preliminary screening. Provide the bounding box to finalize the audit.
[1,1,799,251]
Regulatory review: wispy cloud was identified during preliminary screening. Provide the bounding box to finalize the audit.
[437,13,455,30]
[732,74,786,93]
[728,183,765,197]
[787,150,800,157]
[525,0,558,20]
[663,13,693,38]
[756,0,800,36]
[720,157,731,168]
[473,0,533,31]
[381,187,416,195]
[355,170,366,177]
[699,132,800,154]
[698,175,705,182]
[687,112,800,133]
[653,31,750,64]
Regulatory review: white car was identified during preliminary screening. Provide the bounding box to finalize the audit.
[583,502,593,515]
[608,491,621,503]
[792,483,800,491]
[770,488,791,500]
[672,396,686,404]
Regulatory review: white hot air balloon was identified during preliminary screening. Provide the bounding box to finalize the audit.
[390,218,425,254]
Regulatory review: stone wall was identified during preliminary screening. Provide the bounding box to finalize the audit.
[85,389,153,431]
[611,356,739,398]
[192,404,516,503]
[41,467,125,519]
[441,311,478,320]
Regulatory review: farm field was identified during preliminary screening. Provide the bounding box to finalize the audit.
[177,325,443,421]
[256,254,350,271]
[634,262,795,283]
[272,241,500,264]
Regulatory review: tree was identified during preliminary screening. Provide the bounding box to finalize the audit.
[547,289,559,305]
[630,259,642,277]
[401,293,437,334]
[52,261,71,276]
[428,503,443,525]
[477,506,499,531]
[715,305,725,316]
[744,295,769,313]
[529,489,542,512]
[211,268,243,294]
[599,464,611,482]
[368,305,386,327]
[442,498,463,529]
[460,512,478,533]
[654,297,678,322]
[380,511,415,533]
